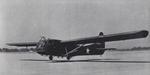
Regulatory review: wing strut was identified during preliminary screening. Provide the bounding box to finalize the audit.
[64,44,85,56]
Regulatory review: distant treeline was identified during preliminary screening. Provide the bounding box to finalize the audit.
[111,47,150,51]
[0,48,36,52]
[0,46,150,52]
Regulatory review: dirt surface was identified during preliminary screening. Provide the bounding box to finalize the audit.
[0,50,150,75]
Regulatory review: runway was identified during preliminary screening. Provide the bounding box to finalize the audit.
[1,50,150,75]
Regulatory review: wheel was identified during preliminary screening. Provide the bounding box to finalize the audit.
[49,55,53,60]
[66,56,71,60]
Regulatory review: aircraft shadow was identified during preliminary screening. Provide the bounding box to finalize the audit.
[49,59,150,63]
[20,58,118,62]
[20,58,150,64]
[20,59,50,61]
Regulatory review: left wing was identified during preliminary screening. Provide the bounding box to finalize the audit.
[63,30,148,56]
[61,30,148,45]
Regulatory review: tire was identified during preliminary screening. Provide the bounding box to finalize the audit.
[49,55,53,60]
[66,56,71,60]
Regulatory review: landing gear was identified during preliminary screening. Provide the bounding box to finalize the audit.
[66,56,71,60]
[49,55,53,60]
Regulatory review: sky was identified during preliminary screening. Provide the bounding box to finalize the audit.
[0,0,150,48]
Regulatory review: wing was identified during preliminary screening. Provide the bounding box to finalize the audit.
[6,30,148,47]
[7,42,38,47]
[61,30,148,45]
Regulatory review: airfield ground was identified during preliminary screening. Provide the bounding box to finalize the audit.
[0,50,150,75]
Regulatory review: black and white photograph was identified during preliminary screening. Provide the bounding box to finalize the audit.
[0,0,150,75]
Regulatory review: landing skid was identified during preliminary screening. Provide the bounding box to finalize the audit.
[48,56,72,61]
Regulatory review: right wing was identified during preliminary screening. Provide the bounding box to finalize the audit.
[7,42,38,47]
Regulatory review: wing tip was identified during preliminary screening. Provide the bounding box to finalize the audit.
[141,30,149,38]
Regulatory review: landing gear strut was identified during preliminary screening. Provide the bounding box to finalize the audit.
[49,55,53,60]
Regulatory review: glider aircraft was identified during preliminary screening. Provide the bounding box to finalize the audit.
[7,30,149,60]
